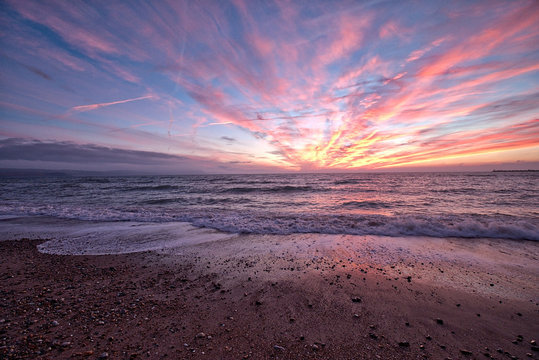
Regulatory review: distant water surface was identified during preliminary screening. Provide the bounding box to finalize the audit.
[0,172,537,240]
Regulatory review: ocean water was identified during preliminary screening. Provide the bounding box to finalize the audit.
[0,172,537,240]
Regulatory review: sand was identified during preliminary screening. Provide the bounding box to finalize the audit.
[1,217,538,359]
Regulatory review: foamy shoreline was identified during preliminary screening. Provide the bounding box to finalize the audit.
[1,216,538,302]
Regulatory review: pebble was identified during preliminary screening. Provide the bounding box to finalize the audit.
[436,318,444,325]
[460,349,472,356]
[196,332,206,338]
[274,345,285,351]
[312,344,319,351]
[351,297,362,303]
[99,352,109,359]
[51,320,59,326]
[398,341,410,347]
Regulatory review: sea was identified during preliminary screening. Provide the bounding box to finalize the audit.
[0,172,537,241]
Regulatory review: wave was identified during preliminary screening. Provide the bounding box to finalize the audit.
[200,197,252,205]
[2,204,537,241]
[80,177,110,183]
[123,185,180,192]
[144,198,178,205]
[434,188,477,194]
[143,197,252,205]
[223,185,316,194]
[231,180,277,185]
[341,200,391,209]
[334,179,363,185]
[186,213,539,241]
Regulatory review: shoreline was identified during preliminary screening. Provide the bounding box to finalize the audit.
[1,218,538,359]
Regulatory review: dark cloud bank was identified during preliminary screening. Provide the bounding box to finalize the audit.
[0,138,209,174]
[0,138,187,165]
[0,138,283,174]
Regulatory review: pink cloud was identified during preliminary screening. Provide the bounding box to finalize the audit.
[70,95,154,113]
[379,20,407,40]
[317,13,372,66]
[406,37,448,62]
[8,1,119,57]
[418,3,539,78]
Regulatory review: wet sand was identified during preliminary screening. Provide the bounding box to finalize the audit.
[1,221,538,359]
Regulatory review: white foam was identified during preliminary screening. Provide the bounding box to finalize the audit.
[0,215,23,220]
[0,217,235,255]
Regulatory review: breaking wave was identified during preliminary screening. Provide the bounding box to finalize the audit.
[1,204,537,241]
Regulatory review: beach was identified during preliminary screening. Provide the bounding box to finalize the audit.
[2,0,539,357]
[1,217,538,359]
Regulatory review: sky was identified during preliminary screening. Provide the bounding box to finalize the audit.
[0,0,538,174]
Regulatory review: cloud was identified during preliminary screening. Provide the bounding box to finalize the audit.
[70,95,154,113]
[0,138,288,174]
[0,138,187,165]
[228,160,251,164]
[220,136,236,142]
[22,65,52,81]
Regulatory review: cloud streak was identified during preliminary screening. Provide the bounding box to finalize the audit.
[70,95,154,113]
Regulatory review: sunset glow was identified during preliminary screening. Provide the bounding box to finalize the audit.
[1,0,538,173]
